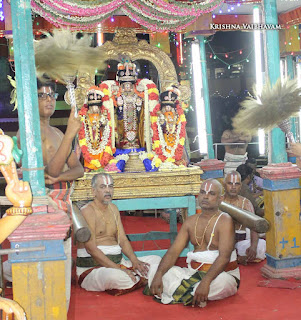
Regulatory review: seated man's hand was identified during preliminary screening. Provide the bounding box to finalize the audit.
[132,259,150,278]
[237,255,248,265]
[150,274,164,298]
[122,269,137,283]
[192,279,210,307]
[246,245,257,262]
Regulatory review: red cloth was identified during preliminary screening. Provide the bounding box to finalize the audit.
[46,181,73,216]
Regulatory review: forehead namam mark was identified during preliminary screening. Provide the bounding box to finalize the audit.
[98,176,113,187]
[230,174,238,184]
[40,87,53,93]
[203,182,213,195]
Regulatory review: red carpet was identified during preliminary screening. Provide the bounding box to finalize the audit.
[68,216,301,320]
[121,215,181,251]
[68,261,301,320]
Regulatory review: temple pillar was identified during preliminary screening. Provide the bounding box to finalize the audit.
[196,36,214,159]
[260,163,301,278]
[10,0,45,195]
[9,1,70,318]
[263,0,287,163]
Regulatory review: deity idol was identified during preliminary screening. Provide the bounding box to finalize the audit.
[152,86,187,166]
[78,86,114,171]
[115,59,145,149]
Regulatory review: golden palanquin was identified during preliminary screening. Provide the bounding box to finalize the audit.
[71,167,202,201]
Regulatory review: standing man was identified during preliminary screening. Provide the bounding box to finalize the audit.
[147,179,239,307]
[76,173,161,294]
[17,80,84,212]
[35,80,84,309]
[35,80,84,209]
[223,171,266,264]
[221,129,252,174]
[3,79,84,308]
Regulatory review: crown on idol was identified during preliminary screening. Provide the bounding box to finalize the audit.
[116,57,137,84]
[87,85,104,106]
[160,85,181,107]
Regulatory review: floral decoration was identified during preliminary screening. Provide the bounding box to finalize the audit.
[31,0,223,32]
[78,83,115,171]
[150,101,186,168]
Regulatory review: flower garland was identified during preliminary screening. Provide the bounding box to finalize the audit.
[124,3,198,26]
[136,0,220,17]
[135,78,160,153]
[157,118,182,158]
[138,151,157,171]
[38,0,123,16]
[140,0,221,16]
[150,102,186,167]
[105,153,129,172]
[82,114,110,155]
[31,0,223,32]
[78,83,115,170]
[32,0,221,16]
[122,7,198,32]
[136,79,160,113]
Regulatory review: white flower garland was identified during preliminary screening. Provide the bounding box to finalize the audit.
[125,3,195,24]
[138,79,159,113]
[158,161,178,171]
[114,154,130,162]
[138,151,148,161]
[34,0,117,22]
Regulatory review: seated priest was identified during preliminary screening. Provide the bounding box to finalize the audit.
[223,171,266,264]
[76,173,161,295]
[145,179,240,307]
[236,164,264,217]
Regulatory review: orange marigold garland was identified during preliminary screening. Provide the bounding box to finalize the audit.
[78,83,115,171]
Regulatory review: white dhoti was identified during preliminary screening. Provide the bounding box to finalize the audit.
[235,228,266,260]
[224,152,248,174]
[76,245,161,292]
[148,250,240,305]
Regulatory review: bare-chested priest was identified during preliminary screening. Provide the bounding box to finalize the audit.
[17,80,84,212]
[4,80,84,308]
[146,179,240,307]
[221,129,251,174]
[223,171,266,264]
[76,173,161,294]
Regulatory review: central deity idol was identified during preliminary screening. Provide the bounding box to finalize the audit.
[115,59,145,149]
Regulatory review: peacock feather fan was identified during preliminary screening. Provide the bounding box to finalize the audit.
[34,29,106,84]
[232,78,301,135]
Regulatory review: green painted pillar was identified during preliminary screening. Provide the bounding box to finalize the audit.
[263,0,287,163]
[197,36,214,159]
[286,56,297,141]
[286,55,294,79]
[11,0,45,196]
